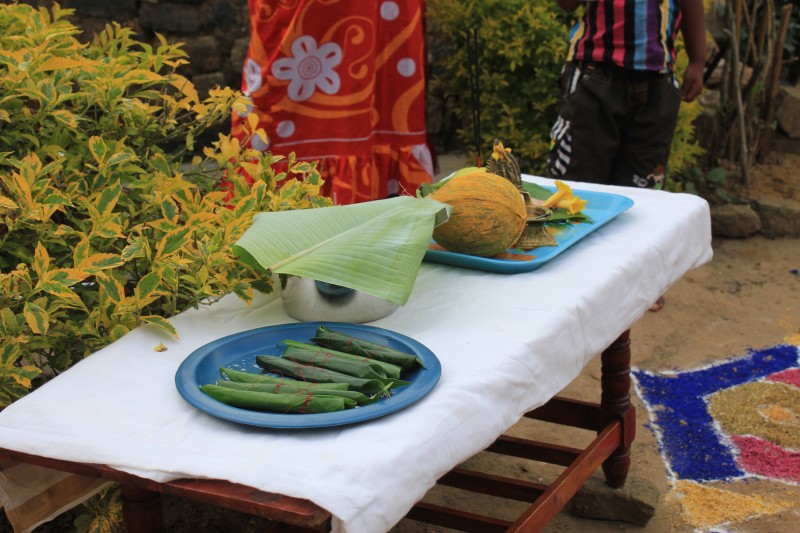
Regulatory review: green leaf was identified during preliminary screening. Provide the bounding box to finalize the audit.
[232,196,449,306]
[121,239,146,261]
[81,253,124,272]
[33,242,50,278]
[42,192,73,206]
[521,181,554,201]
[0,195,18,209]
[706,167,728,185]
[37,281,85,309]
[0,308,20,336]
[49,109,79,129]
[23,301,49,334]
[140,315,178,337]
[149,153,172,175]
[156,227,191,258]
[105,152,136,168]
[161,198,178,222]
[88,136,109,165]
[96,183,121,216]
[135,271,162,302]
[73,237,90,267]
[97,275,123,303]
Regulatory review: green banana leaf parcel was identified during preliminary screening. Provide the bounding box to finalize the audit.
[232,196,450,306]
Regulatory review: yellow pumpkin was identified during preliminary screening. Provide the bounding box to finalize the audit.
[431,170,527,257]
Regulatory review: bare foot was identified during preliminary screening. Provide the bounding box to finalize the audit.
[649,296,665,312]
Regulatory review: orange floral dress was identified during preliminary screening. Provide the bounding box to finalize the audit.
[231,0,433,204]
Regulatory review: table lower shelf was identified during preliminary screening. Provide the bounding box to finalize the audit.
[0,331,636,533]
[406,395,636,532]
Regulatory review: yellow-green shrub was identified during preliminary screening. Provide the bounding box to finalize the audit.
[0,3,330,405]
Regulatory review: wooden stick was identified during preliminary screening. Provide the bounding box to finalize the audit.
[757,0,770,56]
[726,28,750,185]
[758,3,794,162]
[740,0,757,68]
[735,0,743,43]
[752,0,775,161]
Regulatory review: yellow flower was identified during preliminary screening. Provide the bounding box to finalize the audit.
[557,196,588,214]
[543,180,573,208]
[544,180,587,214]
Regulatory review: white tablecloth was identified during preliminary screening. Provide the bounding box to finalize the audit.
[0,178,712,533]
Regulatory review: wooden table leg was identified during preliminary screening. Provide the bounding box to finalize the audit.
[120,483,163,533]
[599,329,636,488]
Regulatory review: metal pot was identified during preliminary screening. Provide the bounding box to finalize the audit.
[279,276,399,323]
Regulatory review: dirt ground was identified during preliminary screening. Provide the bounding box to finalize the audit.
[5,155,799,533]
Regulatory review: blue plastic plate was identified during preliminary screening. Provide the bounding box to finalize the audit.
[423,187,634,274]
[175,322,441,429]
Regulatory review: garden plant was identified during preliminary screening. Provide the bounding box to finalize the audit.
[0,3,330,407]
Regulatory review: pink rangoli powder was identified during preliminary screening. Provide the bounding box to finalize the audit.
[731,434,800,484]
[768,368,800,388]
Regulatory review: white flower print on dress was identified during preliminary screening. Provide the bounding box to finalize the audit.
[271,35,342,102]
[242,58,263,95]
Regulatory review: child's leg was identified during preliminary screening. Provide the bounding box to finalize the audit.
[548,63,623,184]
[611,74,682,189]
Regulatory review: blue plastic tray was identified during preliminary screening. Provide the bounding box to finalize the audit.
[175,322,441,429]
[423,187,633,274]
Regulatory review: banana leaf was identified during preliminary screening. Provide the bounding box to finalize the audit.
[232,196,450,306]
[280,345,388,380]
[255,355,397,394]
[200,384,353,413]
[215,380,381,406]
[220,367,350,390]
[312,326,424,370]
[281,340,404,379]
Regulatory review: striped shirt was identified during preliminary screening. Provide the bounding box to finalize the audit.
[566,0,683,72]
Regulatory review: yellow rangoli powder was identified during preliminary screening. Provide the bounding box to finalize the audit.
[673,480,793,529]
[707,381,800,449]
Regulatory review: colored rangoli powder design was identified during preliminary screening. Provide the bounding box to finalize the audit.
[730,435,800,484]
[707,381,800,449]
[769,368,800,388]
[672,480,793,529]
[632,344,800,482]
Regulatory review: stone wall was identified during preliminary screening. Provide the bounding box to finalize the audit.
[21,0,252,97]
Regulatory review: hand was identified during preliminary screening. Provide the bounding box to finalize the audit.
[681,62,704,102]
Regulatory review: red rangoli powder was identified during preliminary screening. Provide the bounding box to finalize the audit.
[731,434,800,484]
[768,368,800,388]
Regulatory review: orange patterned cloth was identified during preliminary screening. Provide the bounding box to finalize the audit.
[231,0,433,204]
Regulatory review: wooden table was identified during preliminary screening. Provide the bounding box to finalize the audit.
[0,178,712,533]
[0,330,634,532]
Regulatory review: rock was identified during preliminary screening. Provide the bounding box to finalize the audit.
[752,196,800,237]
[179,36,222,73]
[211,0,238,28]
[568,475,659,527]
[775,86,800,139]
[710,204,762,238]
[694,90,721,153]
[72,0,137,19]
[230,37,250,77]
[140,3,206,34]
[769,131,800,155]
